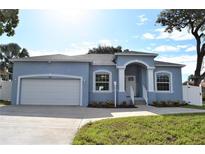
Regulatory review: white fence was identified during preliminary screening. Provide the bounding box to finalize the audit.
[183,85,202,106]
[0,79,12,101]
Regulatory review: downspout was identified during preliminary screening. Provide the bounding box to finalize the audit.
[114,81,117,108]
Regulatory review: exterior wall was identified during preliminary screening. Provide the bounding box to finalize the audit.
[11,56,183,107]
[153,66,183,103]
[12,61,90,106]
[115,55,183,104]
[89,65,118,103]
[116,55,155,104]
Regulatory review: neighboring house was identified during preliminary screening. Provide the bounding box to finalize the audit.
[11,51,185,106]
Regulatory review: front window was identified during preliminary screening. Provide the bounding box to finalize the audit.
[95,73,110,91]
[156,73,171,91]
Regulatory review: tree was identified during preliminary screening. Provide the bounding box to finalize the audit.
[0,9,20,80]
[88,45,130,54]
[0,43,29,80]
[156,9,205,86]
[88,45,122,54]
[188,74,194,82]
[0,9,19,36]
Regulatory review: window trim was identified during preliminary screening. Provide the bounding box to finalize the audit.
[155,71,173,93]
[93,70,112,93]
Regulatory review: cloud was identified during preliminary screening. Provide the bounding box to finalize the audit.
[143,33,155,39]
[28,39,119,56]
[155,28,194,41]
[136,15,148,26]
[153,45,189,52]
[154,45,179,52]
[142,28,194,41]
[177,45,188,49]
[186,46,196,52]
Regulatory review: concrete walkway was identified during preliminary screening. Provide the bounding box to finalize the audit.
[0,105,205,144]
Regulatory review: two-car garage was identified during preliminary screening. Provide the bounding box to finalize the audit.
[17,76,82,106]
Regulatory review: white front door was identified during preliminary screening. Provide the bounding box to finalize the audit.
[125,75,136,96]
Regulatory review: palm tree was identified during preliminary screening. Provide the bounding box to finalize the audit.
[0,43,29,80]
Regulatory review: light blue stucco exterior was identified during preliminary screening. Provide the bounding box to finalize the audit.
[12,62,90,106]
[11,53,184,106]
[154,66,183,102]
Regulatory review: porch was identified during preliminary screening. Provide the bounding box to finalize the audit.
[117,60,155,105]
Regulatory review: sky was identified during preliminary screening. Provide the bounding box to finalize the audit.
[0,9,198,82]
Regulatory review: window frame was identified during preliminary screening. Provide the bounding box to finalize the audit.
[93,70,112,93]
[155,71,173,93]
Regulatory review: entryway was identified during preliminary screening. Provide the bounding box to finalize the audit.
[125,75,137,96]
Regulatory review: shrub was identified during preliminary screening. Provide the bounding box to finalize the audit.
[152,100,188,107]
[160,100,166,106]
[173,100,180,106]
[105,100,114,107]
[88,101,98,107]
[152,101,158,106]
[122,101,127,106]
[88,100,136,108]
[0,100,11,105]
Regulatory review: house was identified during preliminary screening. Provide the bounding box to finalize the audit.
[11,51,185,106]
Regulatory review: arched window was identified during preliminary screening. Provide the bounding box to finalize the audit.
[155,71,172,92]
[93,70,112,92]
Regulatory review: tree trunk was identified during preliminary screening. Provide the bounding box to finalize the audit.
[194,37,203,86]
[194,54,203,85]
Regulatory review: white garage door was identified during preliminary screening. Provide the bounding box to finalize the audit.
[20,78,81,105]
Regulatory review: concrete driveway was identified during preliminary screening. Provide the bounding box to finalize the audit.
[0,105,205,145]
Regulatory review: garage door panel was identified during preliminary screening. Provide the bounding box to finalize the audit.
[20,78,80,105]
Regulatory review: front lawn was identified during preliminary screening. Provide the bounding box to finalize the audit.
[182,104,205,110]
[73,113,205,145]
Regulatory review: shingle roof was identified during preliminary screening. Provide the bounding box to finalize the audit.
[11,54,91,62]
[11,52,185,67]
[12,54,116,65]
[154,61,185,67]
[74,54,115,65]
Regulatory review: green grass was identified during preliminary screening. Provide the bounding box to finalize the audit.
[0,100,11,105]
[182,104,205,110]
[73,113,205,145]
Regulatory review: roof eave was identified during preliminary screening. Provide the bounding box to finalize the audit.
[11,59,93,63]
[155,64,185,68]
[114,53,158,57]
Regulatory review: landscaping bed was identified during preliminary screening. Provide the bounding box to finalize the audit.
[0,100,11,105]
[151,100,187,107]
[88,101,136,108]
[73,113,205,145]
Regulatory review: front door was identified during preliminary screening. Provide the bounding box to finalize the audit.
[125,75,136,96]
